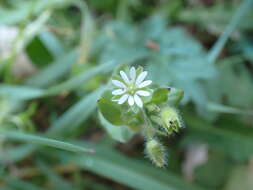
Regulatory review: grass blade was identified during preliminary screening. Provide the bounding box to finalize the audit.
[46,61,115,95]
[4,178,44,190]
[39,31,65,57]
[76,1,94,64]
[48,86,106,136]
[2,61,111,100]
[207,102,253,116]
[0,145,35,163]
[25,50,78,87]
[60,143,203,190]
[0,85,44,100]
[0,132,94,154]
[207,0,253,64]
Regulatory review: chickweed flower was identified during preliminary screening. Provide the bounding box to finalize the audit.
[111,67,152,108]
[98,66,184,168]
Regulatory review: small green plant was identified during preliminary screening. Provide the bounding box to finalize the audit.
[98,66,184,167]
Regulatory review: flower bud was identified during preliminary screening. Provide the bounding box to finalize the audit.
[160,106,183,135]
[145,139,167,168]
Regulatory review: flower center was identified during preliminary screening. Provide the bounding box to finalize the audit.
[127,84,136,95]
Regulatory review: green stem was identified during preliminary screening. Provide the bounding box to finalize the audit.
[141,109,155,140]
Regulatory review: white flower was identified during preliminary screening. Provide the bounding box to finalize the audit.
[112,67,152,108]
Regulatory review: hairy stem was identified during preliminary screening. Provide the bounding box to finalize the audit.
[141,109,155,140]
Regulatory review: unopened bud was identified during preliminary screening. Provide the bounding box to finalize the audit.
[145,139,167,168]
[160,107,183,135]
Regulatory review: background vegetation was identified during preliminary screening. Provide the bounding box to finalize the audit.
[1,0,253,189]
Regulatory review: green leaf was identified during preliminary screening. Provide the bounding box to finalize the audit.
[0,132,94,153]
[151,88,170,104]
[98,111,135,143]
[150,87,184,106]
[97,90,123,126]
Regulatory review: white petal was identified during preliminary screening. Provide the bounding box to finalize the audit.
[134,94,143,108]
[112,80,126,88]
[120,71,130,84]
[138,80,152,88]
[128,95,134,106]
[111,99,119,102]
[136,71,148,85]
[118,94,129,104]
[130,67,136,80]
[136,90,150,96]
[112,89,125,95]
